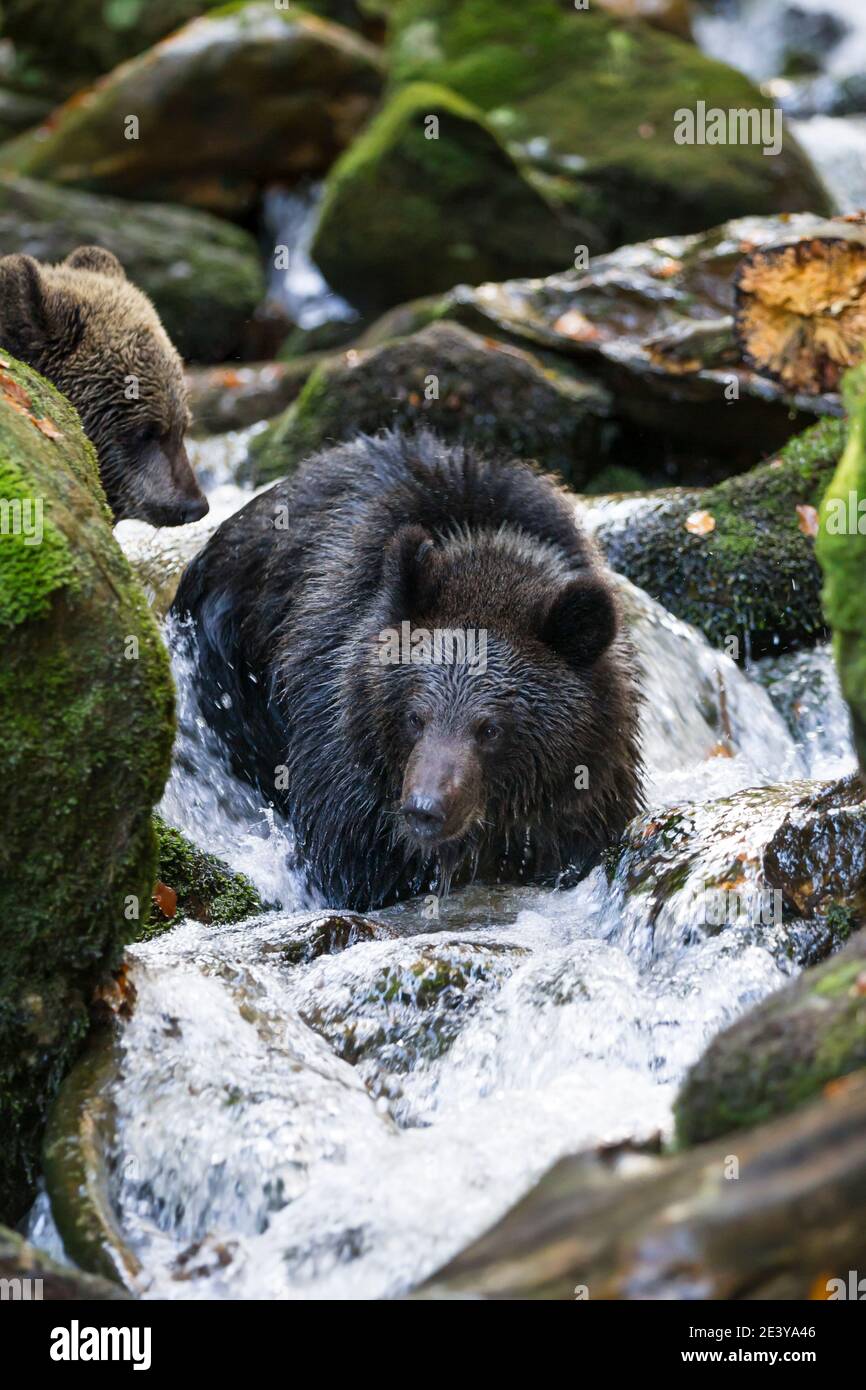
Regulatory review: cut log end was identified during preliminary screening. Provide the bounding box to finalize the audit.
[735,234,866,394]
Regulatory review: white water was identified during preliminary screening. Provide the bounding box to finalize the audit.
[93,453,856,1299]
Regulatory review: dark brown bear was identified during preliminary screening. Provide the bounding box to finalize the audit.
[0,245,207,526]
[173,429,643,909]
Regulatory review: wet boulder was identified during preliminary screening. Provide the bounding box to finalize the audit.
[0,1223,130,1300]
[0,175,265,363]
[310,82,578,314]
[1,5,385,215]
[589,415,845,658]
[817,365,866,774]
[186,359,320,435]
[386,3,829,250]
[247,321,611,486]
[675,928,866,1146]
[0,355,175,1222]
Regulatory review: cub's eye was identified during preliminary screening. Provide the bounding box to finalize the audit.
[477,720,501,744]
[407,711,425,735]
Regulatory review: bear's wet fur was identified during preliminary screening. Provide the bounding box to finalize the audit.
[0,245,207,526]
[173,429,643,909]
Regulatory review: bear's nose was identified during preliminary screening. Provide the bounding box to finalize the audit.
[401,793,447,840]
[180,495,209,523]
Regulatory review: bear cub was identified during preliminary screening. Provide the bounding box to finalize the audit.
[0,245,207,526]
[173,429,643,909]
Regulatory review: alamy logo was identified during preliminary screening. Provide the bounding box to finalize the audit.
[826,1270,866,1300]
[0,495,43,545]
[695,885,782,927]
[378,622,488,673]
[50,1321,152,1371]
[674,101,782,157]
[823,491,866,535]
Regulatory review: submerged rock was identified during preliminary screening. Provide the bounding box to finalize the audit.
[0,356,174,1222]
[0,175,265,363]
[1,5,385,215]
[817,365,866,773]
[675,928,866,1145]
[310,82,578,314]
[247,321,611,485]
[387,3,829,249]
[589,415,844,657]
[418,1069,866,1299]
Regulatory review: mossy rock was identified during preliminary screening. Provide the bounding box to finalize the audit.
[817,366,866,773]
[0,4,385,216]
[0,175,264,363]
[140,816,263,940]
[0,356,174,1221]
[593,415,846,658]
[310,81,578,314]
[0,1,376,82]
[386,2,830,248]
[675,930,866,1146]
[248,320,611,486]
[0,1222,130,1299]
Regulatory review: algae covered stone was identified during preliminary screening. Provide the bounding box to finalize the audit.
[593,415,845,657]
[386,1,829,248]
[311,81,578,314]
[141,816,263,940]
[817,365,866,772]
[0,175,265,363]
[675,929,866,1146]
[248,321,611,485]
[0,356,174,1221]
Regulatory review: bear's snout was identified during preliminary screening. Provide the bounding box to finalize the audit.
[400,735,481,846]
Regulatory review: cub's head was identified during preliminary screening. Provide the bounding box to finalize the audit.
[0,246,208,527]
[364,524,638,876]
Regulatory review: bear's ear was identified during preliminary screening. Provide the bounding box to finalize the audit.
[542,573,617,668]
[64,246,126,280]
[382,524,440,619]
[0,253,51,359]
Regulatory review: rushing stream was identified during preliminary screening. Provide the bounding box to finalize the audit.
[33,431,850,1300]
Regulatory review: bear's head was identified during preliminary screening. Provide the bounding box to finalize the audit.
[362,522,639,884]
[0,246,208,527]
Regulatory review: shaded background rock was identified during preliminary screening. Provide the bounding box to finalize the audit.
[0,356,175,1223]
[0,174,265,362]
[386,2,830,248]
[141,816,264,941]
[1,4,385,216]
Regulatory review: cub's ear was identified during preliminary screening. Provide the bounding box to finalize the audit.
[0,253,49,359]
[64,246,126,280]
[542,573,618,668]
[382,524,440,619]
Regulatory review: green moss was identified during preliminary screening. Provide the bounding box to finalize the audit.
[386,2,830,246]
[0,356,174,1221]
[311,81,576,313]
[674,930,866,1146]
[597,415,846,657]
[817,366,866,772]
[137,816,263,941]
[248,321,610,486]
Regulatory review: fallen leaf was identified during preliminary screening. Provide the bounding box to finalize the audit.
[33,416,63,440]
[553,310,603,342]
[0,372,32,411]
[685,509,716,536]
[649,258,684,280]
[707,742,733,759]
[854,971,866,996]
[153,880,178,919]
[796,503,819,537]
[218,369,242,388]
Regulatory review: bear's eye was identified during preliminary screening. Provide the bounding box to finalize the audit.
[477,720,501,744]
[407,711,425,736]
